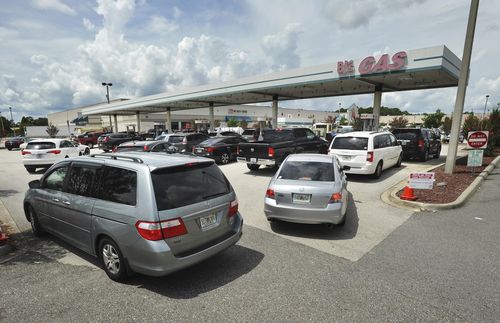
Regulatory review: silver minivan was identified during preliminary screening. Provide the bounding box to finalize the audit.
[23,153,243,282]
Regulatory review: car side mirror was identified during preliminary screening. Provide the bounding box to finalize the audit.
[341,165,351,171]
[29,179,40,189]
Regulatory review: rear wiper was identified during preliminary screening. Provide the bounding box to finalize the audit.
[202,192,227,200]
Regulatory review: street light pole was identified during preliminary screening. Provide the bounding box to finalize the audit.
[9,107,15,136]
[0,112,5,137]
[481,94,489,130]
[102,82,113,131]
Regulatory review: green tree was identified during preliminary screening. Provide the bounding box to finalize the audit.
[422,109,445,128]
[389,116,409,129]
[46,123,59,138]
[442,116,452,134]
[352,117,363,131]
[227,118,239,127]
[339,116,348,125]
[462,113,480,138]
[239,120,248,129]
[486,107,500,148]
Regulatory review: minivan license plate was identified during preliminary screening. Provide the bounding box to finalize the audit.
[200,213,217,228]
[293,193,311,204]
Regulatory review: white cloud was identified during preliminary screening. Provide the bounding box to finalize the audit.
[148,16,178,34]
[262,23,303,71]
[83,18,96,31]
[31,0,76,16]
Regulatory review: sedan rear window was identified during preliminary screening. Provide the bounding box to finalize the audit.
[152,163,230,211]
[278,161,334,182]
[26,142,56,150]
[331,137,368,150]
[168,136,184,143]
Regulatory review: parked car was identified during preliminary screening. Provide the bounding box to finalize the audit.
[78,131,104,148]
[23,152,243,281]
[264,154,350,226]
[97,132,142,152]
[392,128,441,161]
[441,132,464,143]
[328,131,402,179]
[113,140,171,153]
[21,139,90,173]
[241,129,256,142]
[192,136,247,164]
[167,133,210,153]
[237,128,329,171]
[5,137,26,150]
[19,137,42,150]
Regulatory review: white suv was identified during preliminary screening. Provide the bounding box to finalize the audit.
[328,131,402,178]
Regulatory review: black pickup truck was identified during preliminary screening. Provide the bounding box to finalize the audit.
[237,128,329,171]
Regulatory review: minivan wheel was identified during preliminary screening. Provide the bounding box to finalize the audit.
[247,164,260,171]
[373,162,383,179]
[28,205,44,237]
[220,152,230,164]
[99,238,129,282]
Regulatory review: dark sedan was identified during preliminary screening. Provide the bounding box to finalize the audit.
[192,136,247,164]
[5,137,26,150]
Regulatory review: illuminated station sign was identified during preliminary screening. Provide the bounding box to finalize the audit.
[337,51,408,75]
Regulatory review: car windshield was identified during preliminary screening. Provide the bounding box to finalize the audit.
[168,136,184,143]
[26,142,56,150]
[155,135,166,141]
[262,130,294,142]
[151,163,231,211]
[331,137,368,150]
[242,130,255,135]
[392,130,418,140]
[278,161,335,182]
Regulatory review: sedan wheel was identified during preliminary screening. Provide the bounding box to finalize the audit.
[220,152,230,164]
[99,238,129,282]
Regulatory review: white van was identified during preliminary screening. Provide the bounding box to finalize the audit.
[328,131,402,178]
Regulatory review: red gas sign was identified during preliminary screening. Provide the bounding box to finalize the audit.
[337,51,407,76]
[467,131,489,149]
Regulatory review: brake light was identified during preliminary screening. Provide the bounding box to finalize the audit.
[366,151,374,162]
[268,147,275,158]
[329,192,342,203]
[206,147,214,153]
[143,145,149,151]
[104,136,110,143]
[418,139,425,148]
[265,188,275,199]
[21,150,31,155]
[135,218,187,241]
[47,149,61,154]
[228,199,238,217]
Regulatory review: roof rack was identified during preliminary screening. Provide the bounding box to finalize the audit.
[89,154,144,164]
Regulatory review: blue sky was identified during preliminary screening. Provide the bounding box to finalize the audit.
[1,0,499,121]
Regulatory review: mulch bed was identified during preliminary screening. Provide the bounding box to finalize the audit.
[396,154,497,204]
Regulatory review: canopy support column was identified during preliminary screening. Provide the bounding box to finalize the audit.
[136,112,141,133]
[109,116,113,132]
[113,114,118,133]
[373,88,382,130]
[166,108,172,134]
[209,102,215,132]
[272,95,278,129]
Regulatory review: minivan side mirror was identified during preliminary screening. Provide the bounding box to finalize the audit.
[342,165,351,171]
[29,179,41,189]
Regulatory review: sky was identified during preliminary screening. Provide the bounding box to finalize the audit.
[0,0,499,121]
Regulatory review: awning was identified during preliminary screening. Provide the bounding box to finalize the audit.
[71,116,89,125]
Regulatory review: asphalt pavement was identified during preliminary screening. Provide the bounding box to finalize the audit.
[1,145,498,322]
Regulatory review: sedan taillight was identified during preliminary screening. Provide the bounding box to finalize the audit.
[206,147,214,153]
[265,188,275,199]
[47,150,61,154]
[21,150,31,155]
[329,192,343,203]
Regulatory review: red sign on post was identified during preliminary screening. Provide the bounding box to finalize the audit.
[467,131,489,149]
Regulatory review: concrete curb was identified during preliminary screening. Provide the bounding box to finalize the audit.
[382,155,500,211]
[0,199,21,256]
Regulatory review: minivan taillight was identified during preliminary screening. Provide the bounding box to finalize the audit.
[268,147,275,158]
[135,218,187,241]
[228,199,238,217]
[366,151,374,162]
[47,149,61,154]
[418,139,425,148]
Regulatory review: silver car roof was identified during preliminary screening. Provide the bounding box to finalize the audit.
[285,154,335,163]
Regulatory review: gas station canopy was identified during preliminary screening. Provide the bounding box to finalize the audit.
[82,45,460,116]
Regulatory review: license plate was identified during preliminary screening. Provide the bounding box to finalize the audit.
[250,158,257,163]
[400,141,407,146]
[200,213,217,228]
[340,155,352,160]
[292,193,311,204]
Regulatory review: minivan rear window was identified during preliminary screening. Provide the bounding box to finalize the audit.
[152,163,230,211]
[278,161,334,182]
[26,142,56,150]
[331,137,368,150]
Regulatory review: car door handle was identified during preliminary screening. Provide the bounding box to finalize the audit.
[62,201,71,205]
[52,198,60,202]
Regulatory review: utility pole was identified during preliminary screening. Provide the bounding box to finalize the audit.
[444,0,480,174]
[0,111,5,137]
[102,82,113,131]
[9,107,15,136]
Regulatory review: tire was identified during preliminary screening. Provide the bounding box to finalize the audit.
[84,148,90,155]
[220,152,230,164]
[28,205,44,237]
[7,148,12,151]
[395,154,402,167]
[98,238,129,282]
[247,163,260,171]
[25,166,36,174]
[373,161,383,179]
[420,149,429,162]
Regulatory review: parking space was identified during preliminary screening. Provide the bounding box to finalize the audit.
[0,144,462,264]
